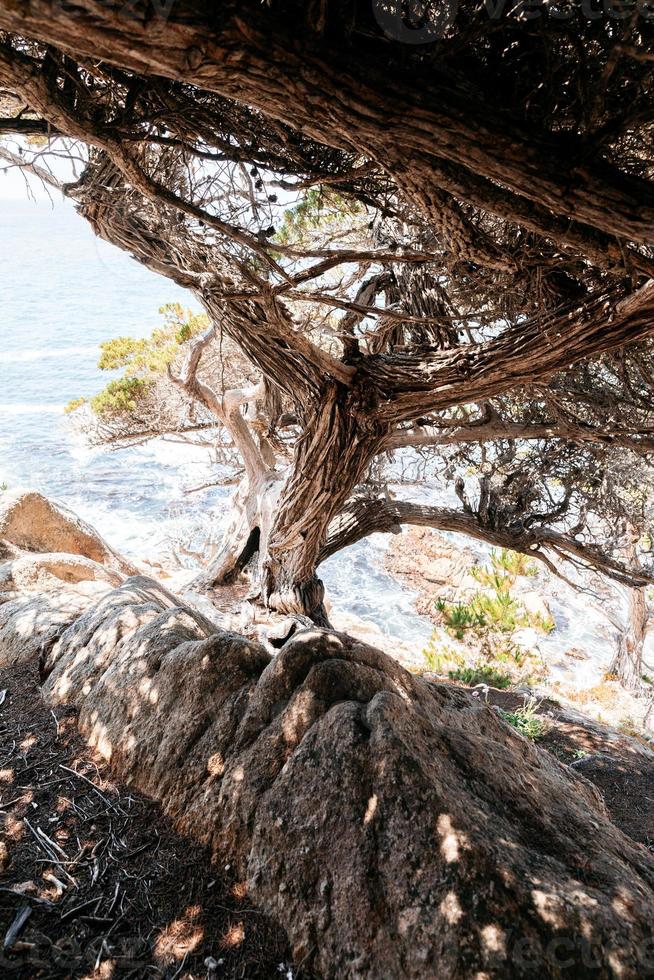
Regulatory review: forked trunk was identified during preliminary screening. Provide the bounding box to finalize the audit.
[201,469,332,624]
[260,387,386,623]
[198,385,385,623]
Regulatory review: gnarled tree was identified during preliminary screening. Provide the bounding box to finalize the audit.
[2,5,654,625]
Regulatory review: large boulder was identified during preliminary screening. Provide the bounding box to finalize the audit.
[0,491,137,576]
[385,527,478,619]
[37,576,654,978]
[0,538,125,668]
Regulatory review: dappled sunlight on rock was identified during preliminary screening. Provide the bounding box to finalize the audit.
[281,689,317,747]
[439,891,463,925]
[86,718,115,760]
[10,573,654,977]
[0,589,102,668]
[480,924,506,956]
[137,675,160,704]
[531,889,565,928]
[363,793,377,825]
[436,813,467,864]
[207,753,225,777]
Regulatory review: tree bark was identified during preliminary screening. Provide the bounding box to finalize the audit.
[320,498,654,589]
[261,387,387,623]
[610,587,650,692]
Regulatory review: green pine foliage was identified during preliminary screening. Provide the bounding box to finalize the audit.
[65,305,208,417]
[274,187,363,247]
[90,377,150,415]
[422,549,554,687]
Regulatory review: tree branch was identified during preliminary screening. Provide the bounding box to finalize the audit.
[1,2,653,272]
[0,42,354,396]
[386,419,654,455]
[168,328,270,483]
[363,281,654,423]
[320,498,653,588]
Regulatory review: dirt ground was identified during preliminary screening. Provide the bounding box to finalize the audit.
[0,663,296,980]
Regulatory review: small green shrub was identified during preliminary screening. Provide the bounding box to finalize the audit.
[90,377,150,416]
[500,699,546,741]
[274,187,363,247]
[66,304,209,419]
[422,548,551,686]
[422,641,444,673]
[490,548,537,578]
[532,611,556,634]
[64,396,87,414]
[435,598,485,639]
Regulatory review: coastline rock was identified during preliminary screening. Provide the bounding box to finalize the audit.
[33,575,654,979]
[329,608,424,668]
[0,552,123,596]
[385,527,478,620]
[0,496,129,669]
[0,585,109,668]
[0,491,137,576]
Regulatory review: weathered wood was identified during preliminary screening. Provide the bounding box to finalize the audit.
[1,14,654,617]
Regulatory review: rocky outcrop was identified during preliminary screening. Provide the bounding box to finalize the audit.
[0,491,137,576]
[1,498,652,976]
[385,527,478,618]
[0,494,136,668]
[0,552,123,597]
[0,584,108,667]
[33,575,654,979]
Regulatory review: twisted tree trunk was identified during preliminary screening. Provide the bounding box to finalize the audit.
[173,339,386,622]
[200,384,387,624]
[261,387,387,623]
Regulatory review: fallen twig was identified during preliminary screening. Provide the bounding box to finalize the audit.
[3,904,31,951]
[60,764,122,814]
